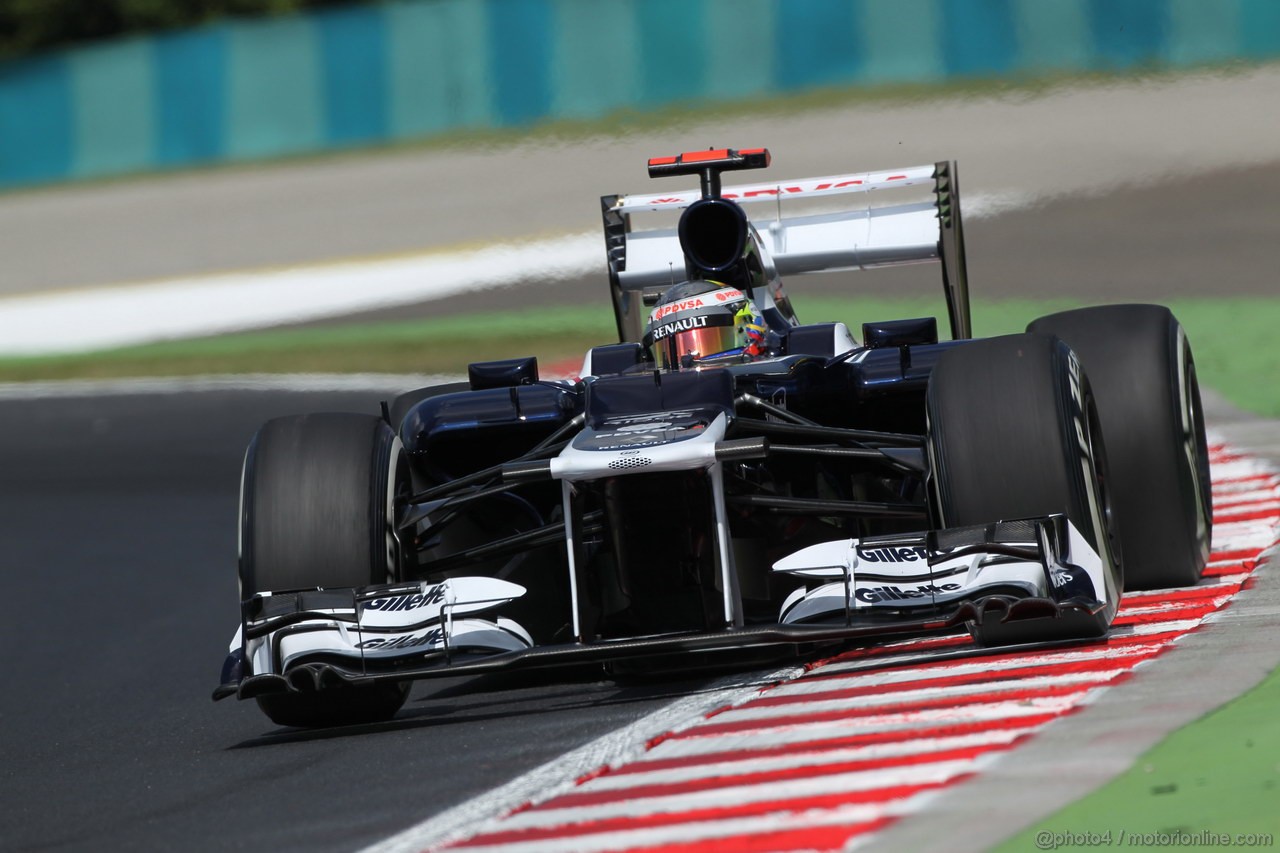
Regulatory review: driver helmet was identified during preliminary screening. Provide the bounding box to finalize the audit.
[642,280,768,370]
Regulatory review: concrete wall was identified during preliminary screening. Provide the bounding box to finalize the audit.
[2,0,1277,188]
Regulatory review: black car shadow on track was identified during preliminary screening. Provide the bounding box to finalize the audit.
[224,640,828,749]
[224,661,789,750]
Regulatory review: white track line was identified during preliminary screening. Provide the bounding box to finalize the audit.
[1211,458,1276,480]
[494,760,976,828]
[806,643,1165,677]
[0,373,464,399]
[638,723,1042,764]
[0,234,602,356]
[669,693,1091,741]
[763,650,1157,698]
[360,665,804,853]
[709,673,1121,722]
[582,730,1032,791]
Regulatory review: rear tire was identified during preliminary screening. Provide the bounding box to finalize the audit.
[238,413,410,727]
[1028,305,1211,590]
[927,334,1121,645]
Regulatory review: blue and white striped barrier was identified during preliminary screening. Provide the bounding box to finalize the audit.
[2,0,1277,188]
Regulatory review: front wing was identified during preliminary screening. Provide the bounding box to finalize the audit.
[213,515,1108,702]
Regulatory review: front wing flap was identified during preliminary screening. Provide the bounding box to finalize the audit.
[773,515,1105,625]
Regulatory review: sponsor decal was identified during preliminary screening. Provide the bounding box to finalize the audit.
[616,422,672,433]
[651,315,710,342]
[857,546,929,563]
[652,298,708,321]
[855,582,961,604]
[578,412,709,451]
[356,628,444,650]
[649,289,745,321]
[606,410,696,425]
[593,436,662,448]
[1050,564,1097,599]
[365,584,447,612]
[631,172,926,207]
[723,180,865,199]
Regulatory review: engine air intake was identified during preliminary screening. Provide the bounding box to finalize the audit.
[678,199,748,273]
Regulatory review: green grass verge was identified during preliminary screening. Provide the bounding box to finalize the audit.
[996,659,1280,850]
[0,306,618,381]
[3,296,1277,416]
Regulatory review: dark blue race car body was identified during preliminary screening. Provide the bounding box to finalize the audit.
[217,149,1209,728]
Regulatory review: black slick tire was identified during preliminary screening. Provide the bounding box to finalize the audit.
[1028,305,1211,590]
[927,333,1121,645]
[238,413,410,727]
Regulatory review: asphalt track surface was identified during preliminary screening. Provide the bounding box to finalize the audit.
[0,388,761,852]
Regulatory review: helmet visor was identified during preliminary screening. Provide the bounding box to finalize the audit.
[654,323,738,369]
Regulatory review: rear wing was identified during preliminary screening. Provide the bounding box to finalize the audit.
[601,159,970,344]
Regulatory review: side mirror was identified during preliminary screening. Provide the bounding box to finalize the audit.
[468,356,539,390]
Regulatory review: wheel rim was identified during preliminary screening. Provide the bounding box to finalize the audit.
[1183,356,1212,564]
[1088,396,1121,581]
[385,439,411,584]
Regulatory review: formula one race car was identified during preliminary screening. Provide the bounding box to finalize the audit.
[215,148,1212,728]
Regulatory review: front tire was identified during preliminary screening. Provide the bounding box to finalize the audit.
[238,413,410,727]
[927,333,1121,645]
[1028,305,1211,590]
